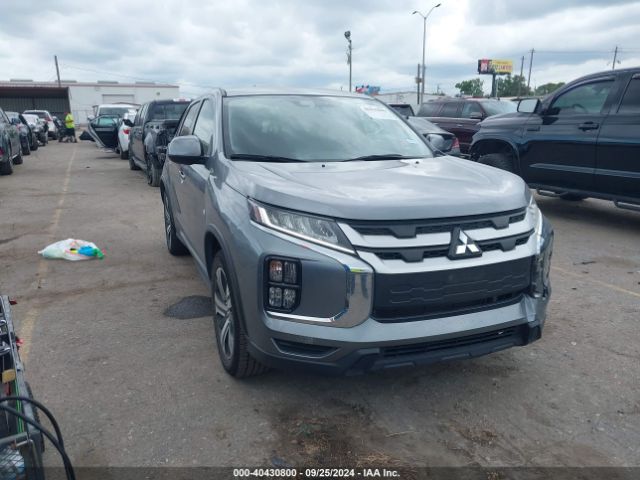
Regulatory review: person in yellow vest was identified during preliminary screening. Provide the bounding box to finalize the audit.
[64,112,77,143]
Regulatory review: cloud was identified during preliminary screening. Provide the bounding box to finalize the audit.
[0,0,639,95]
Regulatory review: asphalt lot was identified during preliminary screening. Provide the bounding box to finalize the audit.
[0,141,638,468]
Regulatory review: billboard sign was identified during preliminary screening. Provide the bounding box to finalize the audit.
[355,85,381,95]
[478,59,513,75]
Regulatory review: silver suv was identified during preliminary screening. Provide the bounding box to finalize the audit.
[161,89,553,377]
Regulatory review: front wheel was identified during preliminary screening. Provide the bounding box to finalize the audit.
[211,253,268,378]
[31,138,38,151]
[22,142,31,156]
[478,152,514,173]
[13,149,23,165]
[0,159,13,175]
[162,192,189,256]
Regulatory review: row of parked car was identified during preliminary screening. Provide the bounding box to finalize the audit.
[390,67,640,212]
[0,107,63,175]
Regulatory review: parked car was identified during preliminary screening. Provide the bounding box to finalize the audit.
[23,109,57,139]
[388,103,416,116]
[89,104,138,121]
[417,98,516,154]
[0,107,23,175]
[6,112,37,155]
[116,111,137,160]
[161,89,553,378]
[126,99,190,186]
[22,113,48,146]
[406,116,461,156]
[471,67,640,211]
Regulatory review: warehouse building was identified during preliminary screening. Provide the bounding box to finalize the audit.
[0,80,180,125]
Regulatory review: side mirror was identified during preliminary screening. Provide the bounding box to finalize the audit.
[87,115,95,121]
[426,134,446,153]
[123,118,134,127]
[517,98,540,114]
[167,135,205,165]
[469,112,484,120]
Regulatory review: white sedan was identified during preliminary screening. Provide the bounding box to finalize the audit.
[116,111,136,159]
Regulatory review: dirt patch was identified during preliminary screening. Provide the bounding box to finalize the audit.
[269,400,411,469]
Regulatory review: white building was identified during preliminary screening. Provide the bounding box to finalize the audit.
[0,79,180,125]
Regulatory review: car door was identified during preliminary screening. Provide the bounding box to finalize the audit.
[168,101,202,246]
[594,72,640,201]
[519,77,616,191]
[179,98,217,263]
[87,115,119,149]
[456,102,485,153]
[130,104,146,161]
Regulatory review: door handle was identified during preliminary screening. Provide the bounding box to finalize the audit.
[578,122,599,131]
[178,169,186,181]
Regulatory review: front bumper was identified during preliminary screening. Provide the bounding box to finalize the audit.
[225,208,551,375]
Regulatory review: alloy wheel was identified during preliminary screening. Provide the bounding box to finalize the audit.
[214,266,235,361]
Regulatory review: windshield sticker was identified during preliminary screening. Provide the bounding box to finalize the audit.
[405,138,418,144]
[360,105,396,120]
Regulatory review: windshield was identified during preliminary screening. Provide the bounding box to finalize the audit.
[223,95,432,162]
[25,111,49,120]
[390,105,414,116]
[480,101,517,116]
[23,114,39,124]
[98,107,136,117]
[149,103,189,121]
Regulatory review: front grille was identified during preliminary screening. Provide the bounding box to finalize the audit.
[349,208,526,239]
[381,326,523,358]
[372,257,532,322]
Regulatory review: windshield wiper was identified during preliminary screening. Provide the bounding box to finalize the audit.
[342,154,418,162]
[229,153,306,163]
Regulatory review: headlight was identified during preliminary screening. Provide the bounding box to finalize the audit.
[528,195,553,297]
[249,199,354,254]
[528,195,543,246]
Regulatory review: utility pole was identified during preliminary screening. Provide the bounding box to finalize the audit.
[344,31,352,92]
[416,64,421,105]
[612,46,618,70]
[517,55,525,98]
[54,55,61,88]
[527,48,535,91]
[412,4,441,104]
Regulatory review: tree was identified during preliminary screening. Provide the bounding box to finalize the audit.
[455,78,484,97]
[495,75,532,97]
[535,82,565,96]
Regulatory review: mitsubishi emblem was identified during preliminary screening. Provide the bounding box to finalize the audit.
[448,227,482,260]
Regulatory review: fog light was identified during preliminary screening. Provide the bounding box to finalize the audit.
[269,260,283,282]
[283,261,298,284]
[268,287,283,308]
[282,288,297,309]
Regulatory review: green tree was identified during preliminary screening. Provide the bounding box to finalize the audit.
[535,82,565,96]
[495,75,532,97]
[455,78,484,97]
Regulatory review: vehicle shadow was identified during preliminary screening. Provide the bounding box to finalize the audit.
[534,195,640,234]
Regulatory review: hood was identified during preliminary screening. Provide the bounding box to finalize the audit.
[480,111,530,127]
[224,157,528,221]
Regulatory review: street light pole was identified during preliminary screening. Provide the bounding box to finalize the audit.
[344,31,353,92]
[413,3,441,104]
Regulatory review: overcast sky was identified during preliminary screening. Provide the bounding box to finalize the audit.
[1,0,639,96]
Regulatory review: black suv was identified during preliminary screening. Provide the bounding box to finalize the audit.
[417,98,515,154]
[471,67,640,210]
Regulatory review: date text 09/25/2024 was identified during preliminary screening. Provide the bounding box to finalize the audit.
[233,468,401,478]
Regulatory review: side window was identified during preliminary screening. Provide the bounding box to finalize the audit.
[439,103,460,117]
[550,80,614,116]
[192,100,216,155]
[461,102,483,118]
[178,103,201,136]
[96,116,117,127]
[617,76,640,114]
[417,102,441,116]
[137,105,147,126]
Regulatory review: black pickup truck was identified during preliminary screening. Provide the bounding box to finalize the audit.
[126,99,190,187]
[471,67,640,211]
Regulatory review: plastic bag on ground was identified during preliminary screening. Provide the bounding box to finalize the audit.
[38,238,104,261]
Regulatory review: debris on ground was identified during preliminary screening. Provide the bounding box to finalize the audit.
[38,238,104,261]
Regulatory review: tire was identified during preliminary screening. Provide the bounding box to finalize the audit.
[51,131,58,140]
[31,139,38,151]
[0,158,13,175]
[162,191,189,256]
[478,152,514,173]
[560,193,587,201]
[119,140,128,159]
[13,148,23,165]
[128,154,140,171]
[146,154,161,187]
[211,252,268,378]
[22,141,30,156]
